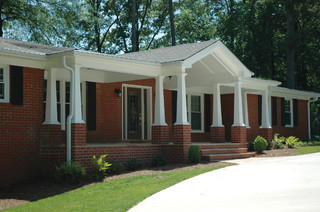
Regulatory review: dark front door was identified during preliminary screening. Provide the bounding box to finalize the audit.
[127,87,142,139]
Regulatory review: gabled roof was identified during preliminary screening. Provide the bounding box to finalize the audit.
[0,37,74,56]
[116,40,218,64]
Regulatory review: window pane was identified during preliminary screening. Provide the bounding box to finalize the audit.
[285,112,291,125]
[66,82,70,103]
[191,113,201,130]
[285,100,291,112]
[56,81,60,103]
[0,83,4,99]
[191,96,200,112]
[0,68,3,82]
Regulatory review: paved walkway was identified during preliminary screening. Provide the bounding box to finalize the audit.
[129,153,320,212]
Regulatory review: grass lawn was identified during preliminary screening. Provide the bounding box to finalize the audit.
[6,165,228,212]
[295,146,320,154]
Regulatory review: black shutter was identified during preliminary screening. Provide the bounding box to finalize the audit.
[87,82,96,131]
[281,98,285,126]
[293,99,299,126]
[172,91,177,125]
[204,94,211,132]
[258,95,262,126]
[10,66,23,105]
[272,97,277,126]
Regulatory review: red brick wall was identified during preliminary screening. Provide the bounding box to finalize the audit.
[247,95,309,141]
[0,67,44,186]
[221,94,234,142]
[87,78,156,143]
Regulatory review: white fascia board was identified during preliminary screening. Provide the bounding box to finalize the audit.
[74,51,161,77]
[160,62,183,76]
[182,41,220,68]
[240,77,281,91]
[216,41,253,77]
[0,49,46,69]
[270,87,320,100]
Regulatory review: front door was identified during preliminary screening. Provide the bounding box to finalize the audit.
[127,87,142,139]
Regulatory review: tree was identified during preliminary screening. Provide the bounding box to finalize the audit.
[168,0,176,46]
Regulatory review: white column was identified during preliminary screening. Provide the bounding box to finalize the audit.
[261,89,271,128]
[175,70,189,125]
[72,65,84,123]
[212,83,223,127]
[153,75,167,126]
[43,68,59,125]
[242,92,250,128]
[232,80,245,126]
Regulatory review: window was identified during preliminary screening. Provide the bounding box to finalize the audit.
[0,66,9,103]
[43,80,61,121]
[284,99,293,127]
[187,94,203,132]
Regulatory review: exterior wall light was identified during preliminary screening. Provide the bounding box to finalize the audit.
[115,88,122,98]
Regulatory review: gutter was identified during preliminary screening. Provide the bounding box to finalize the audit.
[61,56,74,164]
[308,96,319,139]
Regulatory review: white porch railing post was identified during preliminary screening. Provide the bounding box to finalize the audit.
[43,68,59,125]
[175,70,189,125]
[261,89,271,128]
[242,92,250,128]
[72,65,84,123]
[153,75,167,126]
[233,80,245,126]
[212,83,223,127]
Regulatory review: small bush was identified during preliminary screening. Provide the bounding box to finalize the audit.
[272,133,285,149]
[152,154,168,167]
[286,136,299,148]
[188,145,201,163]
[254,136,268,154]
[91,154,112,181]
[126,158,144,171]
[107,160,125,174]
[55,161,86,184]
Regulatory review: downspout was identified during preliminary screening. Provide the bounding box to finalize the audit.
[62,56,75,164]
[308,96,319,139]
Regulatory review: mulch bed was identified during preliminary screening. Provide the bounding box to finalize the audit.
[0,147,303,210]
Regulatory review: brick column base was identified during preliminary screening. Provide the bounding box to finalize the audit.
[71,123,87,147]
[259,128,273,144]
[210,127,225,143]
[152,125,169,144]
[41,124,63,144]
[231,126,247,143]
[173,125,191,161]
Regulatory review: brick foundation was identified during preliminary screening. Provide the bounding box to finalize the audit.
[231,126,247,143]
[71,123,87,147]
[259,128,273,144]
[152,125,169,144]
[173,125,191,145]
[210,127,225,143]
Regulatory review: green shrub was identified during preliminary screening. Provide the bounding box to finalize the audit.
[188,145,201,163]
[152,154,168,167]
[126,158,144,171]
[55,161,86,184]
[286,136,299,148]
[272,133,285,149]
[91,154,112,181]
[107,160,125,174]
[254,136,268,154]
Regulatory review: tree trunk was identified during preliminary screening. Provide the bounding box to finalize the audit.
[286,0,296,89]
[132,0,137,52]
[0,1,4,37]
[168,0,176,46]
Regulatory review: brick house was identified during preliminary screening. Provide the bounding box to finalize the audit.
[0,37,319,186]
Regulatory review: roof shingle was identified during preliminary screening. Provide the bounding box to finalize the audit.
[0,37,74,55]
[116,40,218,64]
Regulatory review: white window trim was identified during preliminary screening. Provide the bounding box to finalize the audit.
[0,65,10,103]
[285,98,293,127]
[122,84,152,140]
[187,93,204,133]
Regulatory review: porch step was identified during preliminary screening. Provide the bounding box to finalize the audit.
[199,143,247,149]
[201,148,248,155]
[202,152,256,161]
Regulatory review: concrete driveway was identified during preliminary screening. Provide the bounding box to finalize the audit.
[129,153,320,212]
